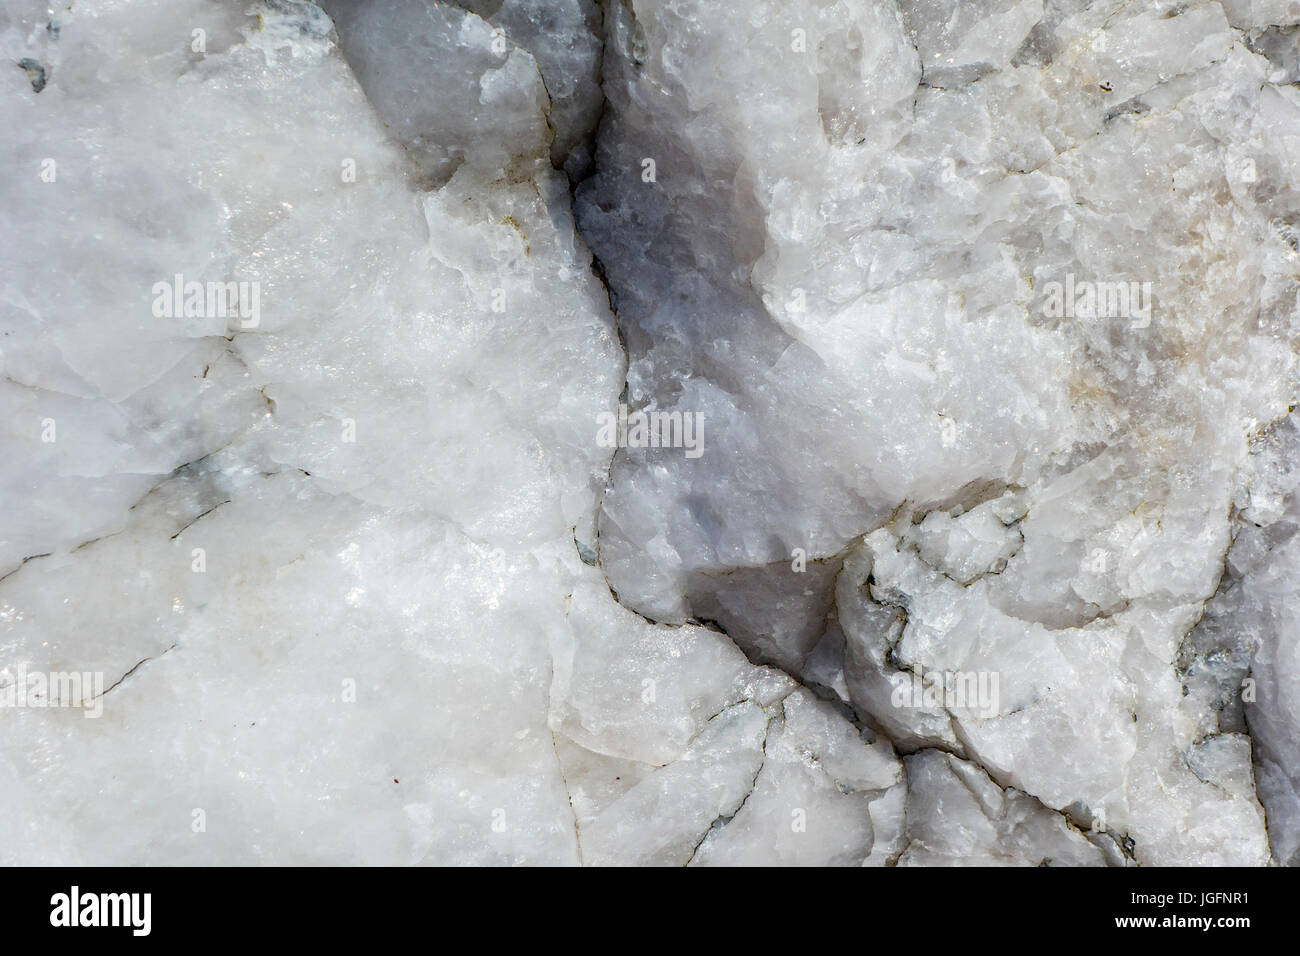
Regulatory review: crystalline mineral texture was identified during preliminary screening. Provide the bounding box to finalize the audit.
[0,0,1297,866]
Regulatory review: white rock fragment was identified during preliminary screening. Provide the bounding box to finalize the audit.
[898,0,1044,87]
[690,690,901,866]
[0,0,624,864]
[899,750,1110,866]
[1220,0,1300,30]
[319,0,550,185]
[453,0,605,178]
[580,0,1296,865]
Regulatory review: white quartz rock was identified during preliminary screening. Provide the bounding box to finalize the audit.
[838,522,1272,866]
[548,575,794,768]
[319,0,551,185]
[578,0,1297,866]
[552,582,893,865]
[583,0,1294,630]
[897,0,1044,86]
[0,0,627,865]
[578,699,769,866]
[899,750,1111,866]
[1220,0,1300,29]
[453,0,604,178]
[837,544,960,752]
[689,690,902,866]
[1188,412,1300,864]
[2,0,891,867]
[4,0,1300,868]
[1246,26,1300,85]
[900,492,1026,586]
[683,556,842,674]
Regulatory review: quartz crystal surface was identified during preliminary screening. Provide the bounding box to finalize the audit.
[1,0,1298,866]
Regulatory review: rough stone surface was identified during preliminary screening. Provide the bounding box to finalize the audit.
[2,0,1298,866]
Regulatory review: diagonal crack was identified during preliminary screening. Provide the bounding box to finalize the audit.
[90,643,178,703]
[684,698,776,867]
